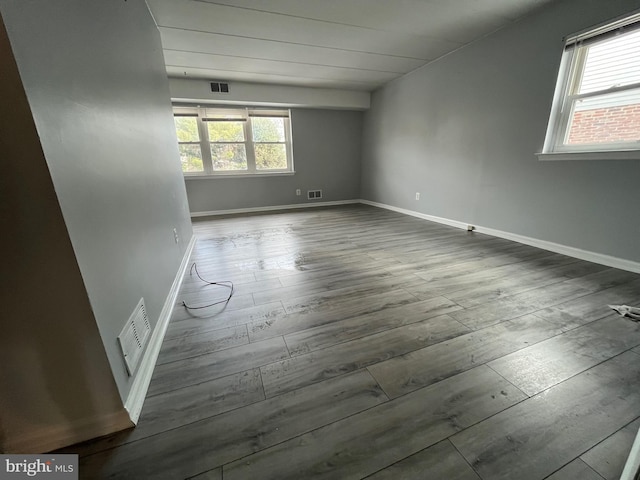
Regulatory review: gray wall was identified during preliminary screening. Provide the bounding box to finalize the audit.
[1,0,193,406]
[361,0,640,263]
[0,10,128,453]
[186,108,363,213]
[169,77,371,110]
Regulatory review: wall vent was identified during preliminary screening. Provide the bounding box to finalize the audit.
[210,82,230,93]
[117,297,151,376]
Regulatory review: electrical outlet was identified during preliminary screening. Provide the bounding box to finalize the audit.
[296,189,301,196]
[415,192,420,200]
[173,228,179,244]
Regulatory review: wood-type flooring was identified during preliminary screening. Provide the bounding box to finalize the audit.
[71,205,640,479]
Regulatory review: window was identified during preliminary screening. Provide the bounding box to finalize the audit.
[541,13,640,159]
[174,115,204,173]
[173,106,294,175]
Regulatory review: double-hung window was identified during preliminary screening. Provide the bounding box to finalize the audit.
[173,106,294,175]
[541,12,640,159]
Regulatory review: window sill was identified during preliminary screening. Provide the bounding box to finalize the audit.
[184,171,295,180]
[537,150,640,161]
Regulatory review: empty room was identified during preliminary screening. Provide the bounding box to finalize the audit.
[2,0,640,479]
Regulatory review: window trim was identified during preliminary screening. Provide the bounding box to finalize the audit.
[540,11,640,160]
[173,105,294,176]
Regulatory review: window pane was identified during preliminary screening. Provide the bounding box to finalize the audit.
[255,144,287,170]
[208,121,245,142]
[178,144,204,172]
[579,29,640,94]
[566,89,640,145]
[211,144,247,170]
[251,117,285,142]
[174,117,199,142]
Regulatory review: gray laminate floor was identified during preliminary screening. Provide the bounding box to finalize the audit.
[71,204,640,479]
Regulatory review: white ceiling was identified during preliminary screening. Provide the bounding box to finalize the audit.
[147,0,556,92]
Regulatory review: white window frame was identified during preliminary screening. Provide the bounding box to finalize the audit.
[173,105,294,177]
[539,12,640,161]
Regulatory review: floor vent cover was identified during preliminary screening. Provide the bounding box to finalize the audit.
[117,297,150,376]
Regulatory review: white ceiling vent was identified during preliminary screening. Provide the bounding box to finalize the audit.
[117,298,151,376]
[211,81,229,93]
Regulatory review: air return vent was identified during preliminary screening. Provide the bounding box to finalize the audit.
[211,81,230,93]
[117,298,151,376]
[308,190,322,200]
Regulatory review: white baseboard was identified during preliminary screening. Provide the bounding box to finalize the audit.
[359,200,469,230]
[124,234,196,423]
[190,199,360,218]
[362,200,640,274]
[2,237,196,453]
[621,419,640,480]
[475,225,640,274]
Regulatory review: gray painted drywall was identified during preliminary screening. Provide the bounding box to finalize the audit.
[186,108,362,213]
[170,77,371,110]
[0,0,193,401]
[0,11,129,453]
[361,0,640,263]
